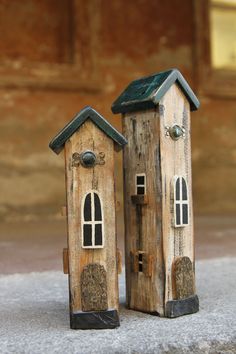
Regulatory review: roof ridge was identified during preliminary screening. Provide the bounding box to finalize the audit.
[111,69,200,114]
[49,106,127,154]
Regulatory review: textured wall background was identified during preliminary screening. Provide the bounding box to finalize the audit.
[0,0,235,222]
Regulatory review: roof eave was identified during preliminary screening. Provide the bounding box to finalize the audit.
[111,99,156,114]
[152,70,200,111]
[49,107,127,154]
[112,69,200,114]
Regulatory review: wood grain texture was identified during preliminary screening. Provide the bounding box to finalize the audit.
[123,84,196,316]
[50,106,127,154]
[159,83,195,307]
[122,109,164,315]
[117,248,122,274]
[61,206,67,217]
[130,251,139,273]
[173,256,194,300]
[131,195,148,205]
[143,254,154,278]
[81,263,108,311]
[64,120,119,316]
[63,248,69,274]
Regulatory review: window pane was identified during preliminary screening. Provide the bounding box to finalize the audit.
[95,224,103,246]
[84,194,91,221]
[210,1,236,69]
[83,225,92,246]
[137,175,145,185]
[139,263,143,272]
[138,253,143,262]
[176,204,181,225]
[137,186,145,195]
[182,204,188,225]
[94,193,102,221]
[182,179,188,200]
[175,178,180,200]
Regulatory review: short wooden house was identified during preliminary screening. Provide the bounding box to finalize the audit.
[112,69,200,318]
[49,106,127,329]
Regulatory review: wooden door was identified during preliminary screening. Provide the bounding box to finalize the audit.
[81,263,108,312]
[173,257,194,299]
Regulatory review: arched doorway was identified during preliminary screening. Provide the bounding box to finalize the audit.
[81,263,108,312]
[173,256,194,299]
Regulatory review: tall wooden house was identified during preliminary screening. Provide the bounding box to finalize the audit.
[49,106,127,329]
[112,69,200,318]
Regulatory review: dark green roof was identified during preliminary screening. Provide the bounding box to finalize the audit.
[49,106,127,154]
[111,69,200,114]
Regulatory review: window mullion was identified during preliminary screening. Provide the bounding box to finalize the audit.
[175,178,177,226]
[91,192,95,247]
[180,177,183,226]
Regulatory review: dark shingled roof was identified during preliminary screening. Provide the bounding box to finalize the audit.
[111,69,200,114]
[49,106,127,154]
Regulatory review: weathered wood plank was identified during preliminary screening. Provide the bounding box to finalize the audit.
[131,195,148,205]
[117,248,122,274]
[159,84,195,306]
[122,109,164,315]
[130,251,139,273]
[63,248,69,274]
[64,120,119,317]
[143,254,154,278]
[61,206,67,217]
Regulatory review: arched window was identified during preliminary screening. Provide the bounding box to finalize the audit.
[82,191,104,248]
[174,177,189,227]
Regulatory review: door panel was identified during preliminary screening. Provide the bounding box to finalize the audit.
[81,263,108,311]
[173,257,194,299]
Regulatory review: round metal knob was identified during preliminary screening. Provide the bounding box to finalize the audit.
[169,125,183,140]
[81,151,96,167]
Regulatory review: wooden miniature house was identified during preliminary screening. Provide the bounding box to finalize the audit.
[49,106,127,329]
[112,69,200,318]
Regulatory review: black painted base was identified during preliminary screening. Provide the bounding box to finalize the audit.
[165,294,199,318]
[70,309,120,330]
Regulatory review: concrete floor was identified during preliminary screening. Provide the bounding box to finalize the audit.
[0,258,235,353]
[0,216,235,353]
[0,215,235,274]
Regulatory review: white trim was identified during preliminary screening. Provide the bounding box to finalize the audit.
[138,251,144,273]
[173,176,189,228]
[135,173,146,195]
[81,190,104,249]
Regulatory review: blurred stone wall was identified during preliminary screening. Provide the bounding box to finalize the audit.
[0,0,235,221]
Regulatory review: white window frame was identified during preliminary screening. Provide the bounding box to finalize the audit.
[173,176,189,228]
[135,173,146,195]
[138,251,144,273]
[82,190,104,249]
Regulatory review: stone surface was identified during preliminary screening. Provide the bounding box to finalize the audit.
[165,294,199,318]
[81,263,108,312]
[0,258,235,353]
[71,310,120,330]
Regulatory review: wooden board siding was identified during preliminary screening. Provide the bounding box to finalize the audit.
[159,84,195,306]
[122,109,164,315]
[64,120,119,314]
